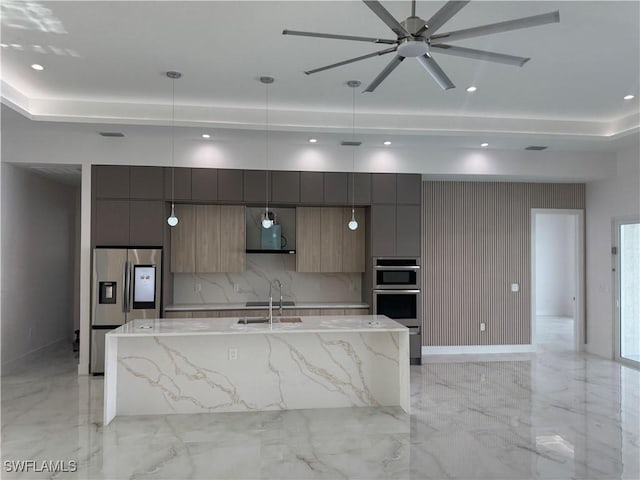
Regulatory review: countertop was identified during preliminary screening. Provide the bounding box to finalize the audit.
[164,302,370,312]
[108,315,405,337]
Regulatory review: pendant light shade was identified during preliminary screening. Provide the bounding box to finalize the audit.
[261,75,275,229]
[346,80,361,231]
[166,70,181,228]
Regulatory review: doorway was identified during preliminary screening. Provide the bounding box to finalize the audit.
[531,209,584,352]
[614,217,640,368]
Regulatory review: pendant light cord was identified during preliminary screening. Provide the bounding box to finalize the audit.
[351,83,356,214]
[171,76,176,205]
[265,80,270,216]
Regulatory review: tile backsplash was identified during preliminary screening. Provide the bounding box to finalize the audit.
[172,254,362,304]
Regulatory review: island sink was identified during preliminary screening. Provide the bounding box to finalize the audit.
[237,317,302,325]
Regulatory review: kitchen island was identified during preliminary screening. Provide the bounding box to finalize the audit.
[103,315,409,425]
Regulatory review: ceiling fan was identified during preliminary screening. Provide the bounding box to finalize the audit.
[283,0,559,92]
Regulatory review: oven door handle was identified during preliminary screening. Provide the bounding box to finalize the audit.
[373,289,421,294]
[374,266,420,270]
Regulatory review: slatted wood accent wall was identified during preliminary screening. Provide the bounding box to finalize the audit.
[422,182,585,346]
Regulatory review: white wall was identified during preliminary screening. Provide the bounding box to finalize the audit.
[535,214,576,317]
[1,163,78,369]
[586,141,640,358]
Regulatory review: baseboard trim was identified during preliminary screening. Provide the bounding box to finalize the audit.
[422,344,536,355]
[1,338,68,375]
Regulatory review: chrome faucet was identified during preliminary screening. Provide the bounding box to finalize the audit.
[268,279,283,324]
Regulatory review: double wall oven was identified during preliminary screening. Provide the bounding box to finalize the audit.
[373,258,422,364]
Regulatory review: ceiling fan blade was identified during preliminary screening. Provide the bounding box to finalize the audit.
[363,55,405,92]
[431,44,530,66]
[431,10,560,43]
[282,29,396,45]
[422,1,470,36]
[304,47,397,75]
[416,54,455,90]
[362,1,410,37]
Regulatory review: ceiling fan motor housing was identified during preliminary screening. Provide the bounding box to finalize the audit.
[402,16,428,35]
[398,37,429,57]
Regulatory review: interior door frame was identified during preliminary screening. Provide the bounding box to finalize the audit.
[530,208,585,351]
[613,215,640,369]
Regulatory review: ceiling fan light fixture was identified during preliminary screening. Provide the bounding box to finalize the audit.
[623,94,635,100]
[383,140,392,145]
[480,142,489,147]
[31,63,44,71]
[201,134,211,139]
[466,86,477,92]
[309,138,318,143]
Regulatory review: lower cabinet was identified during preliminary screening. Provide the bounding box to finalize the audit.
[165,308,369,318]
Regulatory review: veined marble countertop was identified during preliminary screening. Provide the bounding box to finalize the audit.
[109,315,405,338]
[165,302,369,311]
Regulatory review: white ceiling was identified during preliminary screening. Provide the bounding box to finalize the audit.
[1,0,639,151]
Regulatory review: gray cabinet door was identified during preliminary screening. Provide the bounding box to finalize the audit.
[94,166,130,199]
[217,169,243,202]
[164,167,192,201]
[324,172,348,204]
[371,173,397,204]
[396,205,421,256]
[129,200,164,246]
[94,199,130,246]
[243,170,269,203]
[130,166,164,200]
[271,171,300,203]
[371,205,396,257]
[396,174,421,205]
[347,173,372,205]
[300,172,324,203]
[191,168,218,202]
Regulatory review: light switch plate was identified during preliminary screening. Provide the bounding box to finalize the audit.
[511,283,520,292]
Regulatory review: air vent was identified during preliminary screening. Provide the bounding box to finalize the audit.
[525,145,548,151]
[99,132,125,137]
[341,140,361,146]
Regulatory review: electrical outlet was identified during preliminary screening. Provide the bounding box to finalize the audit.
[511,283,520,293]
[228,348,238,361]
[29,328,33,338]
[480,323,486,332]
[233,283,240,293]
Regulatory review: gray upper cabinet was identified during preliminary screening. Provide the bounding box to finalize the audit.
[94,199,130,246]
[191,168,218,202]
[243,170,269,203]
[371,205,396,257]
[371,173,397,204]
[347,173,372,205]
[396,205,421,256]
[271,171,300,203]
[94,165,130,199]
[129,200,164,246]
[324,172,348,205]
[300,172,324,204]
[164,167,192,201]
[396,174,421,205]
[217,169,243,202]
[130,166,164,200]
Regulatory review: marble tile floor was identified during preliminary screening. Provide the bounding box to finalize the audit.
[2,327,639,480]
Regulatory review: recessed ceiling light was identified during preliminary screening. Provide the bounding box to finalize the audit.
[383,141,392,145]
[480,142,489,147]
[466,86,477,92]
[308,138,317,143]
[201,134,211,139]
[623,94,635,100]
[31,63,44,71]
[0,44,8,48]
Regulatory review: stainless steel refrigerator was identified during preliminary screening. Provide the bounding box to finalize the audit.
[91,248,162,373]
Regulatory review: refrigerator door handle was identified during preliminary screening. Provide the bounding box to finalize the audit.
[123,261,131,313]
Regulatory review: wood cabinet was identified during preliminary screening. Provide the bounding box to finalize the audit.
[129,200,164,246]
[300,172,324,204]
[218,169,243,202]
[170,204,196,272]
[323,172,348,204]
[243,170,269,203]
[94,199,130,246]
[296,207,365,272]
[94,166,130,199]
[165,311,192,319]
[166,308,368,318]
[371,204,421,257]
[271,171,300,203]
[164,167,192,201]
[171,204,245,273]
[130,167,164,200]
[372,173,397,204]
[347,173,372,205]
[396,174,421,205]
[191,168,218,202]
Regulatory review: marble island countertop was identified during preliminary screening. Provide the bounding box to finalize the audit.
[109,315,405,337]
[164,302,369,311]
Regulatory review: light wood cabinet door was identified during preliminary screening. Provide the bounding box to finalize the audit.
[164,311,192,319]
[195,205,221,273]
[344,309,369,315]
[296,207,322,272]
[320,309,346,316]
[341,207,365,272]
[320,207,343,272]
[170,204,196,273]
[220,206,246,272]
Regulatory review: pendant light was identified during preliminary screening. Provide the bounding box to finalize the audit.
[166,70,181,227]
[347,80,361,231]
[260,76,274,229]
